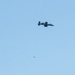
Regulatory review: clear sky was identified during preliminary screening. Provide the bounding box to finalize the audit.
[0,0,75,75]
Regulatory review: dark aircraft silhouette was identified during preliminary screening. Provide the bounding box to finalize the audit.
[38,21,54,27]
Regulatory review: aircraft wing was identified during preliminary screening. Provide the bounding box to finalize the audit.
[48,24,54,26]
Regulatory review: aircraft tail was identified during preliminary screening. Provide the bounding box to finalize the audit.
[38,21,40,25]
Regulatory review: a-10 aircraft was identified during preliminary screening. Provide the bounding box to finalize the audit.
[38,21,54,27]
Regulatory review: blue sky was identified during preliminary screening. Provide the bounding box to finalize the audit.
[0,0,75,75]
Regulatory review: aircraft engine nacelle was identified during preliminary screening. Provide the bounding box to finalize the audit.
[44,22,48,27]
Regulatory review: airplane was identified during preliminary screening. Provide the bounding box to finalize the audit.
[38,21,54,27]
